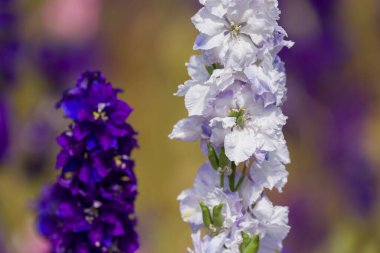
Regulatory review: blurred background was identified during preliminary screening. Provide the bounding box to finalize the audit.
[0,0,379,252]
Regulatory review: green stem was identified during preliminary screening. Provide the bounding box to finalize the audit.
[220,172,225,188]
[229,163,236,192]
[234,165,247,192]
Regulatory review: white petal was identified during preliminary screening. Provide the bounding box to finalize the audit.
[174,80,198,97]
[210,117,236,128]
[206,69,235,91]
[169,116,204,141]
[239,178,263,208]
[185,85,211,116]
[193,162,219,195]
[200,0,230,17]
[187,55,210,81]
[224,36,257,70]
[225,128,257,163]
[192,7,226,36]
[252,196,274,221]
[210,126,229,147]
[251,158,288,192]
[194,33,225,51]
[179,189,203,226]
[205,233,228,253]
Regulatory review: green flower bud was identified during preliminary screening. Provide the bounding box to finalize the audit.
[199,202,213,228]
[240,233,260,253]
[212,203,224,229]
[219,147,229,168]
[207,143,219,170]
[240,231,250,252]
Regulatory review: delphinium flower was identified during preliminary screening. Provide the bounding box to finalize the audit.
[36,71,139,253]
[170,0,292,252]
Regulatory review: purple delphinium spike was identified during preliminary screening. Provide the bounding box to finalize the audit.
[36,71,139,253]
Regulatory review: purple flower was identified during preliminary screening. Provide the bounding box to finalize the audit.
[0,0,19,86]
[0,98,9,162]
[282,0,377,216]
[36,43,100,92]
[36,71,139,253]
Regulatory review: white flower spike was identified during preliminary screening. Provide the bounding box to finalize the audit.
[170,0,292,252]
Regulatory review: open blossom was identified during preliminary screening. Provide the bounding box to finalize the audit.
[187,196,289,253]
[36,71,139,253]
[171,0,291,252]
[193,0,284,69]
[171,82,287,164]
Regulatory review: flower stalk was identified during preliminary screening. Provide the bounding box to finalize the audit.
[36,71,139,253]
[170,0,293,252]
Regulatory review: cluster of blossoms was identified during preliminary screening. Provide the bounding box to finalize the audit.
[36,71,139,253]
[170,0,293,252]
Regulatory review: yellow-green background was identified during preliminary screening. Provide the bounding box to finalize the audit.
[0,0,379,252]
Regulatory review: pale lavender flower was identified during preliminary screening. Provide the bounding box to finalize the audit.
[171,1,292,252]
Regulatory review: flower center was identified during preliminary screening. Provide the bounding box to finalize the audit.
[205,63,223,75]
[230,22,242,39]
[93,103,109,121]
[114,155,129,169]
[229,108,246,128]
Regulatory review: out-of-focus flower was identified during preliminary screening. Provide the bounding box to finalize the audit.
[282,0,377,216]
[36,71,139,252]
[324,88,376,215]
[287,195,328,253]
[40,0,101,43]
[36,43,101,92]
[12,220,50,253]
[0,98,10,162]
[20,99,64,177]
[0,0,19,86]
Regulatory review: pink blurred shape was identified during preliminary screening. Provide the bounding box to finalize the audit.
[12,220,51,253]
[41,0,101,42]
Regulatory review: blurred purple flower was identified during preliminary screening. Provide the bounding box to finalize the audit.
[309,0,337,28]
[287,196,328,253]
[0,0,18,86]
[36,71,139,252]
[324,87,376,215]
[37,44,101,92]
[282,0,377,216]
[0,98,9,162]
[21,110,57,177]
